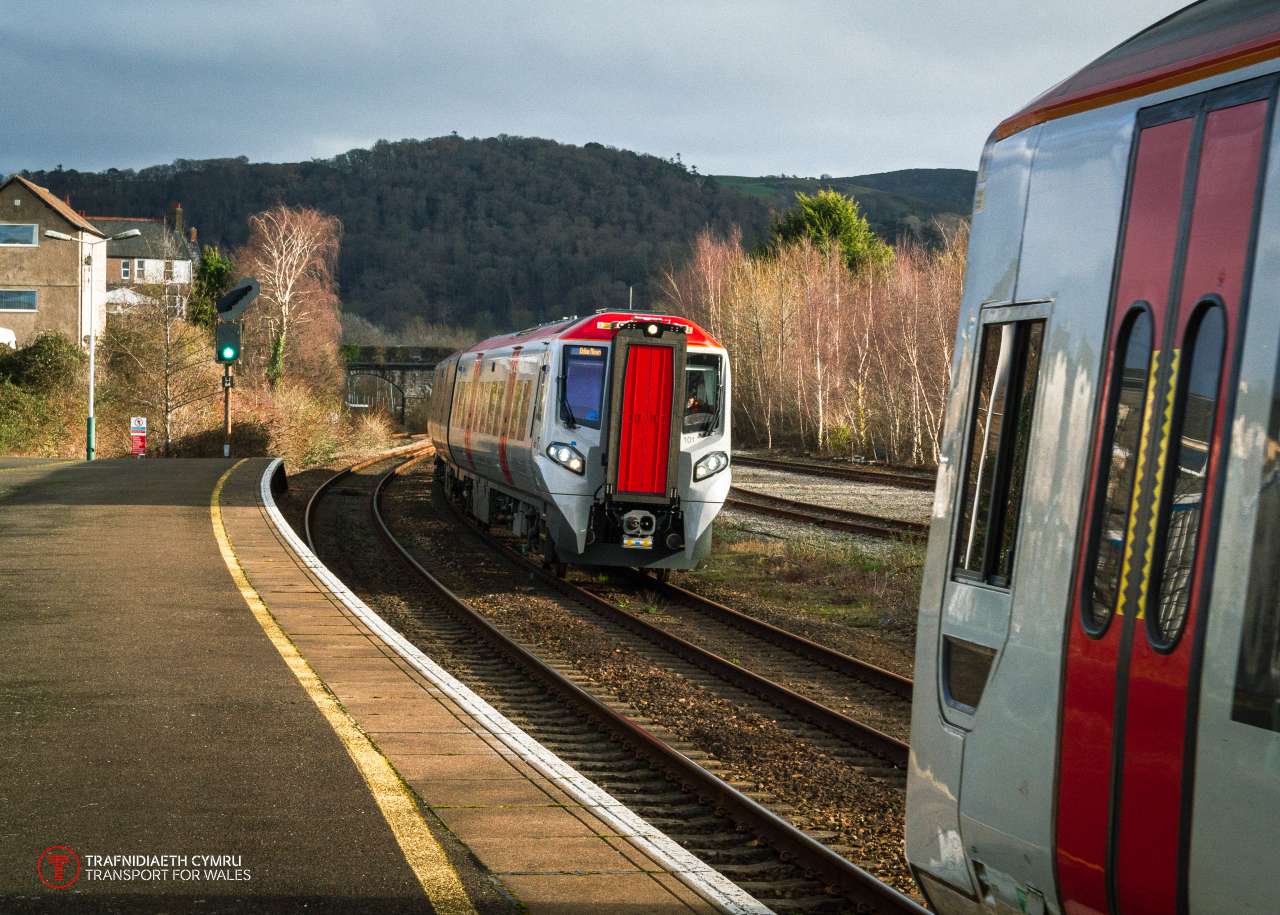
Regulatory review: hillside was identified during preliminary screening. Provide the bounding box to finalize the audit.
[23,140,973,332]
[25,137,769,332]
[715,168,975,244]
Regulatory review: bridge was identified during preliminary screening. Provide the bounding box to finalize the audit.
[343,345,453,427]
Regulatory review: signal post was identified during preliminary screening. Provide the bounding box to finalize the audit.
[213,280,258,458]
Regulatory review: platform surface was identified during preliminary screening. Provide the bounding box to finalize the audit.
[0,458,437,912]
[0,457,718,914]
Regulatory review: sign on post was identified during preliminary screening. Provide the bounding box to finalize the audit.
[130,416,147,457]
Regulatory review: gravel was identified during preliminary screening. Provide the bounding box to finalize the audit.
[731,466,933,525]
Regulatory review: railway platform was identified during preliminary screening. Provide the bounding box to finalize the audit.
[0,456,720,913]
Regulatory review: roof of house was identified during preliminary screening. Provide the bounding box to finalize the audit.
[89,217,199,262]
[3,175,104,237]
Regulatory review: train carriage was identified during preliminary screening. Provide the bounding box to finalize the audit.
[907,2,1280,913]
[428,311,731,572]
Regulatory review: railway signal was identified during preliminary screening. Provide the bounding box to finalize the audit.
[215,323,241,364]
[212,278,260,457]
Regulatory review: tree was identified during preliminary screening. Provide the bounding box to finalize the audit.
[187,245,235,328]
[101,281,220,455]
[770,189,894,274]
[237,206,341,387]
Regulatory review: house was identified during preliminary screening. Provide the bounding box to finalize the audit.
[0,175,107,349]
[90,204,201,315]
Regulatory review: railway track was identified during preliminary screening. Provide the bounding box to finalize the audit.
[727,486,929,541]
[303,449,927,913]
[732,454,935,491]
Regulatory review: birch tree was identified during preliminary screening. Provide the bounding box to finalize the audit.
[239,206,341,387]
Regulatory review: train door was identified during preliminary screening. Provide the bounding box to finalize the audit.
[1055,77,1275,915]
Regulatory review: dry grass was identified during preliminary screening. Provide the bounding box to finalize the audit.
[685,520,925,633]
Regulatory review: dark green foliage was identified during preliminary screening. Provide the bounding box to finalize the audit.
[770,190,894,273]
[25,137,769,331]
[715,168,975,246]
[0,332,85,393]
[189,245,235,329]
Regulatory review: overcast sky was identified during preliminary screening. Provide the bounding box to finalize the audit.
[4,1,1183,178]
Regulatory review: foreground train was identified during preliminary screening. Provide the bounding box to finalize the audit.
[427,311,731,571]
[907,3,1280,914]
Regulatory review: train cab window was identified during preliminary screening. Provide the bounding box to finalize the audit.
[561,345,606,429]
[684,354,721,434]
[1086,308,1155,633]
[953,319,1045,587]
[1233,333,1280,732]
[1150,303,1225,650]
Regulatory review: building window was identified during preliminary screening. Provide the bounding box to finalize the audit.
[0,224,38,246]
[121,259,131,281]
[953,319,1046,587]
[0,290,38,311]
[136,259,145,281]
[164,260,173,282]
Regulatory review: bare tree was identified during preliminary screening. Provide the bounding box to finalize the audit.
[238,206,342,387]
[101,283,219,455]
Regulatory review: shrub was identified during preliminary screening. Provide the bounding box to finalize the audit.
[0,332,85,393]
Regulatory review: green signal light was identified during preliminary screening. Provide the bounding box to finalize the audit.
[221,346,236,360]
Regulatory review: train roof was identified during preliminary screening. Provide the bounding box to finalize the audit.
[462,311,721,354]
[996,0,1280,141]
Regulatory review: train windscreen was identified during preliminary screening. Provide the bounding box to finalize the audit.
[561,345,606,429]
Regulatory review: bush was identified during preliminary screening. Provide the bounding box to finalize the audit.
[0,332,85,393]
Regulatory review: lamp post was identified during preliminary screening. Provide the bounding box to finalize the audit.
[45,227,142,460]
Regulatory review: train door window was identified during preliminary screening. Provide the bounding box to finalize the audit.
[1149,302,1226,650]
[953,319,1045,586]
[1233,329,1280,731]
[684,354,721,434]
[1085,308,1156,633]
[561,345,606,429]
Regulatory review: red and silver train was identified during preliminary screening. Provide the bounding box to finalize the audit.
[427,311,731,572]
[908,3,1280,913]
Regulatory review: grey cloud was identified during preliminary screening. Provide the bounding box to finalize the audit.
[3,1,1181,177]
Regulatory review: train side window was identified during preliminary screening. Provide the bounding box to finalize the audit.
[953,319,1045,587]
[1149,302,1225,650]
[1085,308,1155,634]
[1233,327,1280,732]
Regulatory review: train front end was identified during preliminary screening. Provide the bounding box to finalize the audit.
[542,312,731,570]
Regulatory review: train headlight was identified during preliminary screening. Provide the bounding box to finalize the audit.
[693,450,729,481]
[546,442,586,474]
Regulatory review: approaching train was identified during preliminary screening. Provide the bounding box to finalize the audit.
[907,3,1280,914]
[427,311,731,572]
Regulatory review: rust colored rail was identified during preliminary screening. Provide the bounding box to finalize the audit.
[733,454,935,490]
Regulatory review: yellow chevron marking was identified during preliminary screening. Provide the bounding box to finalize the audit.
[1136,349,1181,621]
[1116,350,1163,618]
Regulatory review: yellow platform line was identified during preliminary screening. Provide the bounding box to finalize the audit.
[211,460,477,915]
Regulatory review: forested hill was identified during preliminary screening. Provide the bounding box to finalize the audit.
[24,138,974,331]
[714,169,975,244]
[25,137,768,331]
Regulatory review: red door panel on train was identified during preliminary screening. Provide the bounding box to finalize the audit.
[1055,85,1272,915]
[616,344,674,495]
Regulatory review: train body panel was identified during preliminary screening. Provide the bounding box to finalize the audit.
[428,311,730,571]
[908,4,1280,913]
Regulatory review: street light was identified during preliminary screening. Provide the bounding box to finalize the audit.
[45,226,142,460]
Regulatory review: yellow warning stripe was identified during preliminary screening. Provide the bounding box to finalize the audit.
[1116,351,1164,618]
[1135,350,1181,621]
[210,460,477,915]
